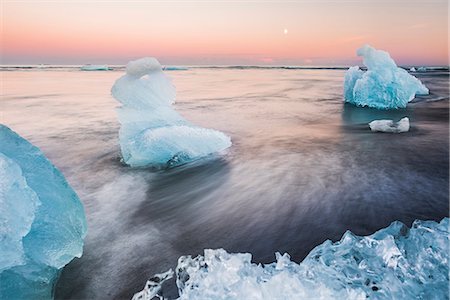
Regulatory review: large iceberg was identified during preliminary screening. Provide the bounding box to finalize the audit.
[344,45,429,109]
[133,218,449,300]
[0,125,87,299]
[111,57,231,168]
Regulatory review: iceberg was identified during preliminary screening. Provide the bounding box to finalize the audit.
[111,57,231,168]
[344,45,429,109]
[417,67,427,72]
[0,125,87,299]
[369,117,410,133]
[163,66,189,71]
[80,64,110,71]
[409,67,416,72]
[133,218,449,300]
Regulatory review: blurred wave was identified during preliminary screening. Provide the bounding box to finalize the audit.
[1,68,448,299]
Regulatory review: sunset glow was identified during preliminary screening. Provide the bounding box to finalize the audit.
[2,1,448,65]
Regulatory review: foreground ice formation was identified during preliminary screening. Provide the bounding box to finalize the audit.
[133,218,449,300]
[0,125,87,299]
[369,117,410,133]
[111,57,231,167]
[344,45,429,109]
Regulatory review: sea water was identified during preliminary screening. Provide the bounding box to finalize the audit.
[1,67,448,299]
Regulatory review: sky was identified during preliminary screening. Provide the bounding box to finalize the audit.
[1,0,448,66]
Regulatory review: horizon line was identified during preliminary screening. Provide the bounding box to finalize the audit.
[1,63,450,67]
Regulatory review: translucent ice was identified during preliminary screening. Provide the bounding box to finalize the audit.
[369,117,410,133]
[134,218,449,300]
[344,45,429,109]
[0,125,87,299]
[111,57,231,167]
[163,66,189,71]
[80,64,110,71]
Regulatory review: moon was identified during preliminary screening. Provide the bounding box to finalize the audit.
[284,28,288,35]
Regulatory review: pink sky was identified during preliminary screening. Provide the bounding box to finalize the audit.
[1,1,448,66]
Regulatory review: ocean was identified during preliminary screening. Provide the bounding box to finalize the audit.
[1,67,448,299]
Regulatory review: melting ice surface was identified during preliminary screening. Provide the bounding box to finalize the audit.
[111,57,231,168]
[344,45,429,109]
[369,117,410,133]
[133,218,449,300]
[0,125,87,299]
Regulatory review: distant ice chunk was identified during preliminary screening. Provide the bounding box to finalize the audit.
[133,218,449,300]
[417,67,427,72]
[163,66,189,71]
[0,125,87,299]
[409,67,416,72]
[80,64,110,71]
[369,117,410,133]
[111,57,231,168]
[344,45,429,109]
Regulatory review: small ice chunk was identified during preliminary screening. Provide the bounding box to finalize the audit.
[417,67,427,72]
[132,269,174,300]
[344,45,429,109]
[369,117,410,133]
[163,66,189,71]
[0,125,87,299]
[409,67,416,72]
[111,57,231,168]
[80,64,110,71]
[133,218,449,300]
